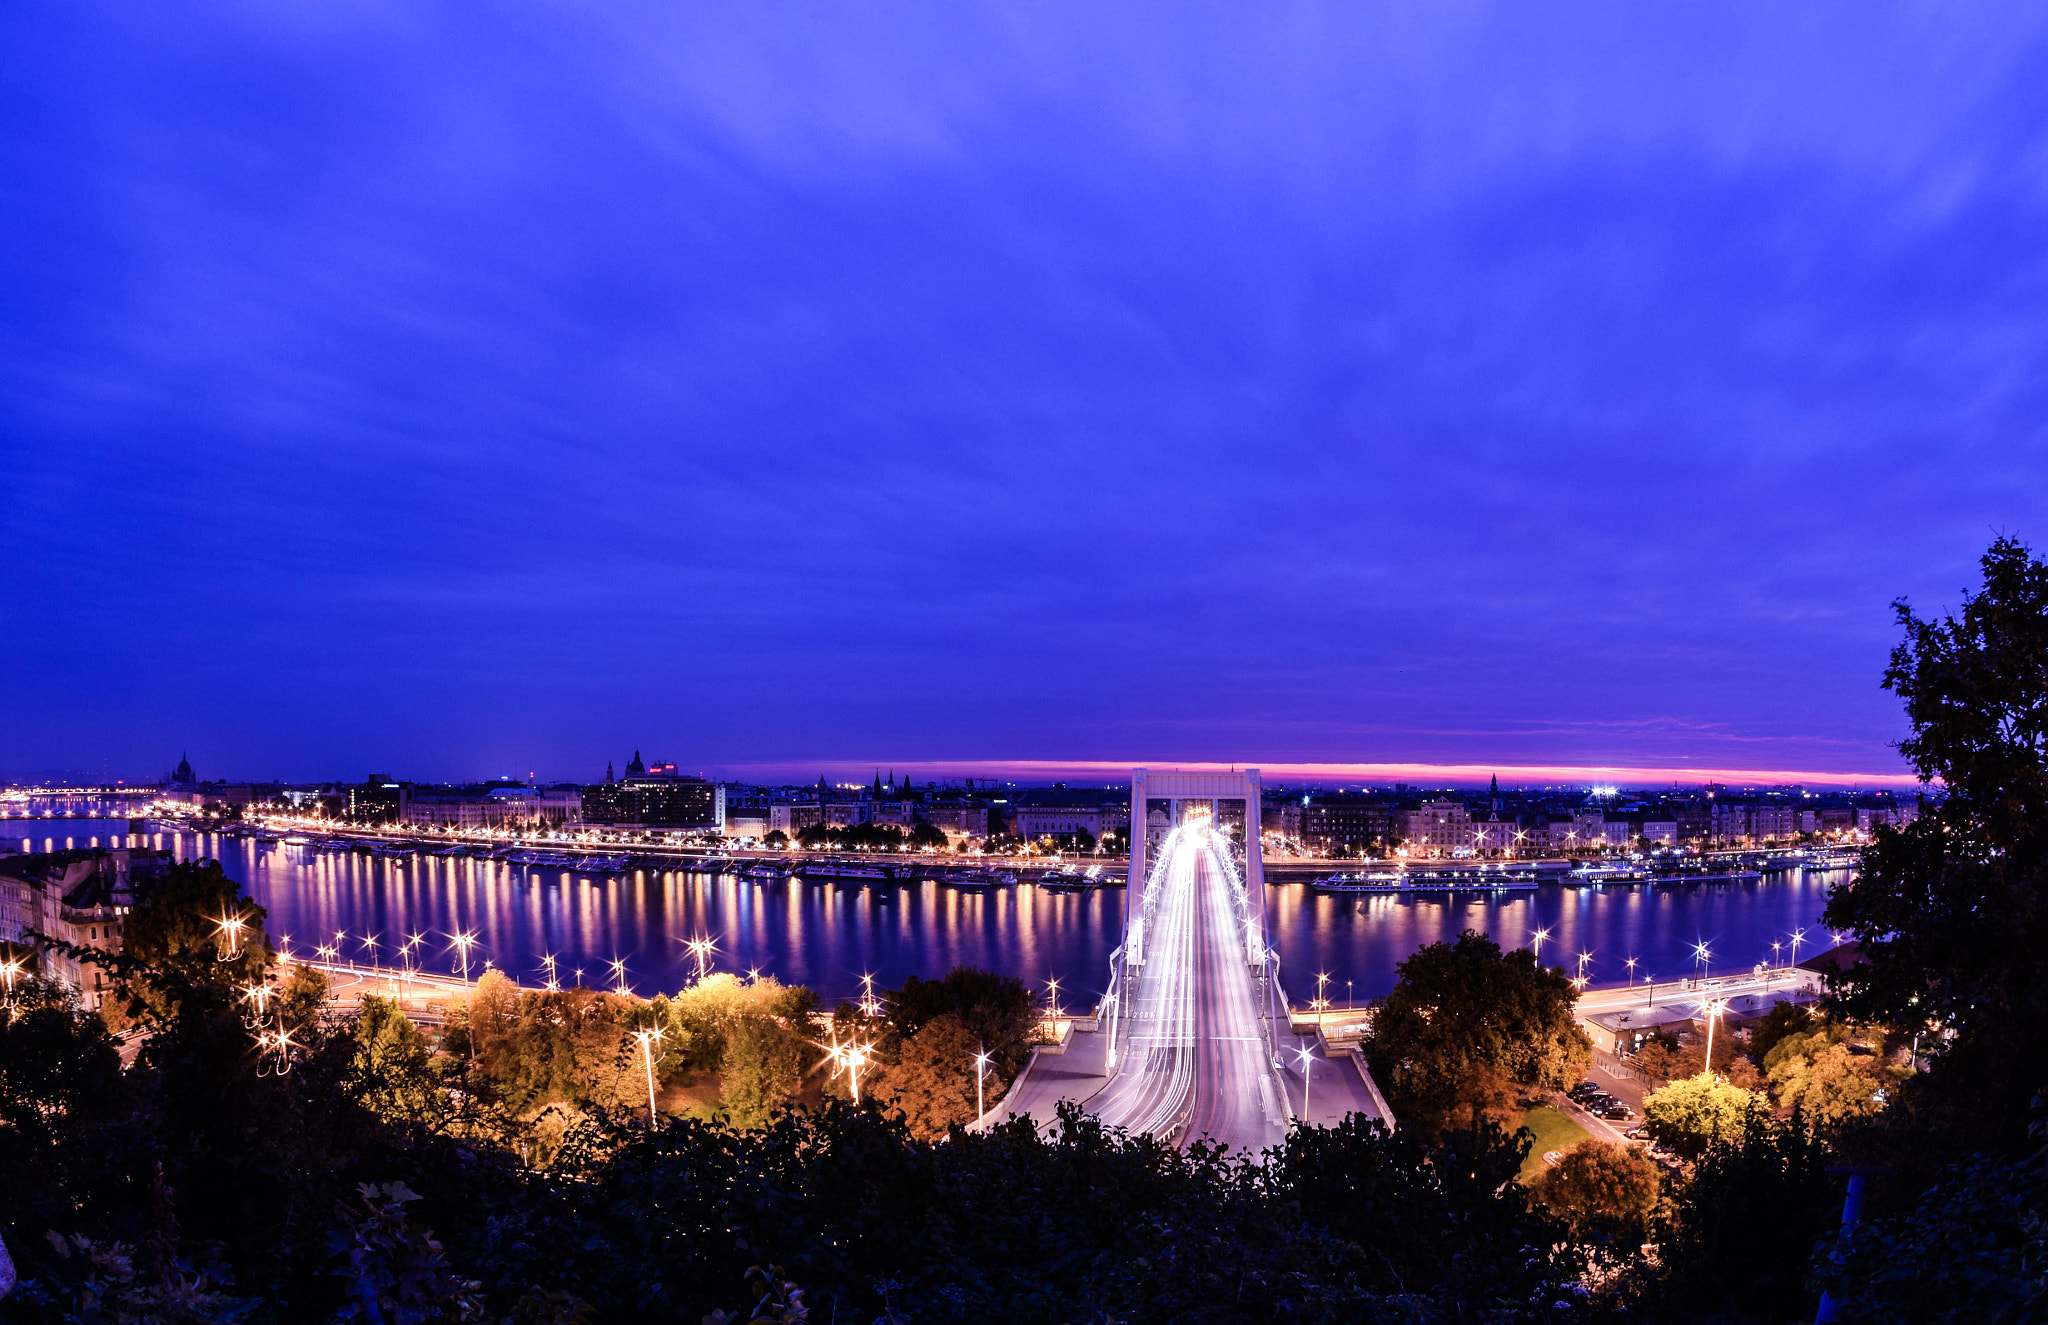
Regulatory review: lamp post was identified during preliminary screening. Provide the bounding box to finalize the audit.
[1702,998,1725,1078]
[634,1027,664,1126]
[1789,928,1806,969]
[686,937,717,982]
[830,1037,874,1104]
[973,1047,991,1126]
[451,931,477,983]
[214,911,248,962]
[1625,956,1637,987]
[1692,941,1711,984]
[1532,927,1551,962]
[1297,1043,1315,1123]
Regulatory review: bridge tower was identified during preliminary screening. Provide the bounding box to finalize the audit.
[1126,767,1267,956]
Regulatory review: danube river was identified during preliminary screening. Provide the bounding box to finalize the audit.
[18,822,1845,1006]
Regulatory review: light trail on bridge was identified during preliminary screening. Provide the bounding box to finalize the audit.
[1093,824,1288,1150]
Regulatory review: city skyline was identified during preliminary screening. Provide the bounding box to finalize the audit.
[8,5,2048,780]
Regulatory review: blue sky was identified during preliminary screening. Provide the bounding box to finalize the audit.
[4,3,2047,784]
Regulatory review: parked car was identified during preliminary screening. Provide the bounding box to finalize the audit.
[1600,1105,1634,1121]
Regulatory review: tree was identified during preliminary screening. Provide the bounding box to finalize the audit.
[353,995,444,1123]
[1633,1028,1762,1087]
[1824,535,2048,1148]
[1366,930,1593,1130]
[905,820,948,850]
[1763,1023,1908,1126]
[1529,1140,1660,1240]
[276,960,330,1031]
[763,830,788,849]
[720,1014,806,1127]
[1640,1073,1761,1159]
[870,1013,980,1139]
[112,859,270,1025]
[886,967,1034,1080]
[1745,999,1816,1067]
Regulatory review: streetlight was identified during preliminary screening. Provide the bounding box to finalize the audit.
[1296,1043,1315,1122]
[685,936,718,982]
[828,1035,875,1103]
[451,932,478,983]
[1771,940,1782,970]
[540,953,559,992]
[609,957,631,996]
[973,1047,991,1125]
[1789,928,1806,968]
[1045,977,1063,1019]
[1576,951,1592,983]
[1625,956,1637,987]
[1692,941,1711,983]
[633,1026,664,1126]
[1701,998,1726,1078]
[1532,927,1551,961]
[214,911,249,962]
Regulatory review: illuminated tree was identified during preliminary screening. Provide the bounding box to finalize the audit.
[1641,1074,1761,1158]
[1367,931,1592,1130]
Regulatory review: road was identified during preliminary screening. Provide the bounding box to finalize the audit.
[1091,827,1288,1150]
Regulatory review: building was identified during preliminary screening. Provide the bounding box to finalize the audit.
[1016,805,1106,840]
[1300,797,1396,852]
[918,801,990,837]
[348,777,410,824]
[0,849,170,1010]
[1400,799,1474,856]
[583,756,726,831]
[405,784,582,830]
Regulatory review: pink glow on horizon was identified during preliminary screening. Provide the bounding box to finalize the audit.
[719,758,1924,789]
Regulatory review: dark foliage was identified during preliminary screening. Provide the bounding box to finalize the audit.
[1825,535,2048,1152]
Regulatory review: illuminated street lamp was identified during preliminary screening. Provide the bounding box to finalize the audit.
[242,980,273,1028]
[858,973,882,1020]
[1625,956,1638,987]
[1,954,25,1012]
[1531,927,1551,961]
[827,1035,876,1103]
[1789,928,1807,968]
[685,936,717,983]
[540,953,559,992]
[1692,941,1711,982]
[1701,998,1726,1078]
[633,1026,665,1126]
[1296,1043,1316,1122]
[1576,951,1592,983]
[609,957,631,996]
[214,911,249,962]
[973,1047,991,1125]
[1045,977,1063,1019]
[451,931,478,983]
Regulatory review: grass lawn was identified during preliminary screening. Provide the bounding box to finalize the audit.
[1516,1105,1595,1183]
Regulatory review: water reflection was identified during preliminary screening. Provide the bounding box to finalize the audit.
[13,824,1840,1005]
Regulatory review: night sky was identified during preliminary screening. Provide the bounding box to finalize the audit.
[5,4,2046,785]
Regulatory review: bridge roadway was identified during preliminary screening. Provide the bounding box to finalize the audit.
[1089,827,1289,1151]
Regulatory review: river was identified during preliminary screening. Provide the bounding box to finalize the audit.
[13,821,1844,1006]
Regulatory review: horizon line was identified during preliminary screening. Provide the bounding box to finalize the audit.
[712,758,1924,789]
